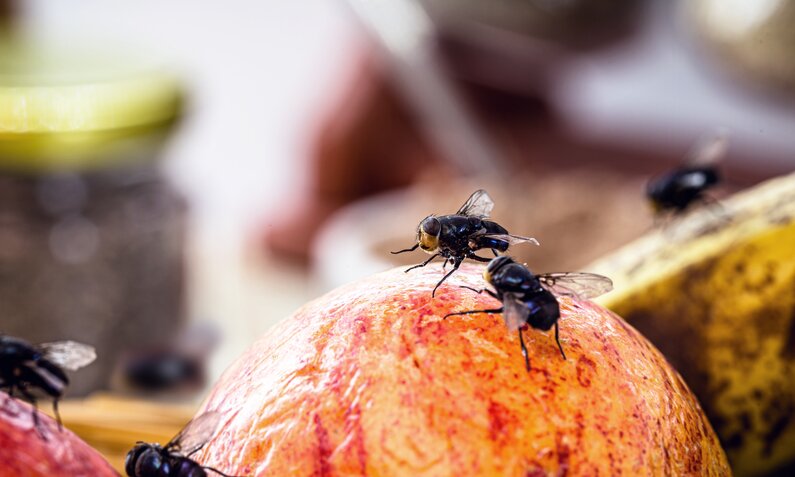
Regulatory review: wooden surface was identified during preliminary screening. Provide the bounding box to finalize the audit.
[44,394,197,474]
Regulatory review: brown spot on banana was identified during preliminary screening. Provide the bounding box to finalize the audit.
[589,172,795,477]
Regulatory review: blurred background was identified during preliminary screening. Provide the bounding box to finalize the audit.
[2,0,795,470]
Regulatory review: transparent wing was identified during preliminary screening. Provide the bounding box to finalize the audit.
[537,272,613,300]
[476,233,539,247]
[166,411,222,456]
[456,189,494,218]
[502,293,529,331]
[38,341,97,371]
[684,130,729,167]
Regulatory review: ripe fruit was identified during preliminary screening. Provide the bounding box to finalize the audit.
[0,395,119,477]
[194,265,729,476]
[588,172,795,477]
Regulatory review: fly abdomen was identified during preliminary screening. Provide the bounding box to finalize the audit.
[481,220,509,235]
[524,293,560,331]
[18,365,66,398]
[470,234,510,252]
[698,167,720,186]
[37,359,69,385]
[173,458,207,477]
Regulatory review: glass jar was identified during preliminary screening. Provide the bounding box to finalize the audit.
[0,40,187,395]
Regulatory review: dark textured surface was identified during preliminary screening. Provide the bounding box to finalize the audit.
[0,169,186,395]
[612,232,795,476]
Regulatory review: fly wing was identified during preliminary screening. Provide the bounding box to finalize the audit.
[684,130,729,167]
[537,272,613,300]
[165,411,222,456]
[456,189,494,218]
[38,341,97,371]
[475,233,539,247]
[502,293,529,331]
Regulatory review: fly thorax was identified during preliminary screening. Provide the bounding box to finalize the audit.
[467,216,483,228]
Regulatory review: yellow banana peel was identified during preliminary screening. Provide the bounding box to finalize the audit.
[587,172,795,477]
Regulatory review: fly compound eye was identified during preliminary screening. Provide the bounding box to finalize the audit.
[125,445,146,476]
[487,256,511,275]
[419,232,439,252]
[135,448,165,476]
[417,217,441,252]
[485,256,511,281]
[420,217,441,236]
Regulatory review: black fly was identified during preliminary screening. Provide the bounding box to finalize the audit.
[0,334,95,437]
[646,132,727,216]
[126,411,244,477]
[115,323,218,396]
[444,256,612,371]
[393,190,538,297]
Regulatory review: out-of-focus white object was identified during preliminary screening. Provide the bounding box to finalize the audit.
[313,188,409,289]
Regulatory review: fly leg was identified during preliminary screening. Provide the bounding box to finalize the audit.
[18,384,46,440]
[469,254,491,263]
[519,329,531,371]
[52,398,63,431]
[443,307,503,320]
[405,253,440,273]
[391,244,419,254]
[458,286,498,300]
[203,466,246,477]
[1,385,19,417]
[699,195,732,225]
[660,213,677,239]
[441,257,450,271]
[492,249,499,257]
[459,285,483,294]
[555,322,567,360]
[432,259,462,297]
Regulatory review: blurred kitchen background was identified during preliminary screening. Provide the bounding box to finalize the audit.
[2,0,795,399]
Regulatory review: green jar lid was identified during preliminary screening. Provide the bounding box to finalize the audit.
[0,40,185,172]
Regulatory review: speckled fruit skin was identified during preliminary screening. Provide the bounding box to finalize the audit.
[195,265,730,477]
[0,394,119,477]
